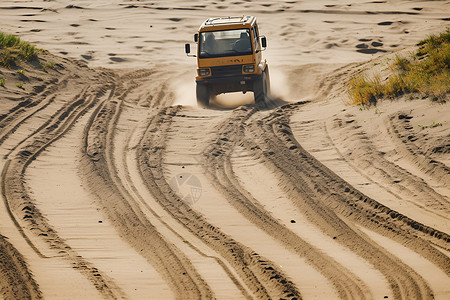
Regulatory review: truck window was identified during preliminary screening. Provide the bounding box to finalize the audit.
[199,29,253,58]
[252,26,260,50]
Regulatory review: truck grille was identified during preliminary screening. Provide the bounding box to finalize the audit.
[211,65,243,78]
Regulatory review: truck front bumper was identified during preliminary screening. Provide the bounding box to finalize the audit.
[196,74,262,95]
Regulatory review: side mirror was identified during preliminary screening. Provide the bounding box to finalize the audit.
[185,43,196,57]
[261,36,267,48]
[194,33,198,43]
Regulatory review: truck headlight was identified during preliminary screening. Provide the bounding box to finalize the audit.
[198,68,210,76]
[243,65,255,73]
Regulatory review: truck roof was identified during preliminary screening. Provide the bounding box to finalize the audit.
[199,16,256,32]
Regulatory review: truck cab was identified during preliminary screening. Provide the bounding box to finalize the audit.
[185,16,270,106]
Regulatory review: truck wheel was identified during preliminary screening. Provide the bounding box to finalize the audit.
[254,68,269,104]
[196,83,210,107]
[265,66,271,95]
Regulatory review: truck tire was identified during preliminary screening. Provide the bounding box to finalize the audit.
[254,67,270,104]
[196,83,210,107]
[265,66,271,95]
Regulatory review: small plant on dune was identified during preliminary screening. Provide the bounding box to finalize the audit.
[384,74,408,96]
[0,77,5,87]
[16,82,23,89]
[40,61,55,72]
[349,28,450,105]
[391,55,411,72]
[416,29,450,57]
[418,121,443,130]
[374,108,383,114]
[0,49,16,68]
[349,75,382,105]
[0,32,43,68]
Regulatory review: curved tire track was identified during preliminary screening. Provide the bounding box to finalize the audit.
[387,112,450,186]
[246,103,449,299]
[138,106,302,300]
[201,105,369,299]
[325,114,450,225]
[0,234,41,300]
[81,75,214,299]
[2,78,124,298]
[1,48,448,300]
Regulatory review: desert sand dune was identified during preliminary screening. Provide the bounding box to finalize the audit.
[0,0,449,299]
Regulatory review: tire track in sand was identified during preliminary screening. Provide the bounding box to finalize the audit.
[200,105,369,299]
[81,75,215,299]
[229,145,393,300]
[163,106,313,299]
[0,76,61,140]
[324,114,450,230]
[0,234,41,299]
[138,106,302,300]
[246,103,449,299]
[2,79,124,298]
[114,103,253,298]
[387,112,450,186]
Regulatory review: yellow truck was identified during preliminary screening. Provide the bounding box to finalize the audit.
[185,16,270,106]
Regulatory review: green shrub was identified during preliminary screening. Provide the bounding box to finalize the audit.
[417,29,450,57]
[0,49,16,68]
[391,56,411,71]
[0,32,21,48]
[349,76,382,105]
[0,32,43,67]
[349,29,450,104]
[384,75,407,96]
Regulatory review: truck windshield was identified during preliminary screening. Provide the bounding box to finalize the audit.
[199,29,252,58]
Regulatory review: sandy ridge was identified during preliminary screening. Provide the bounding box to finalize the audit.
[0,77,61,148]
[81,73,215,299]
[1,1,449,298]
[2,110,123,298]
[245,103,449,298]
[1,79,125,298]
[325,114,450,224]
[0,234,41,299]
[201,105,369,299]
[138,106,303,299]
[387,112,450,186]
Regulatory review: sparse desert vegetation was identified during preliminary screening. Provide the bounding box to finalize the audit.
[0,32,43,68]
[0,2,449,299]
[41,61,55,72]
[349,29,450,104]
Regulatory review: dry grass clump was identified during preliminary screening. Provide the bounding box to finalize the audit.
[0,32,43,68]
[349,29,450,105]
[348,76,382,104]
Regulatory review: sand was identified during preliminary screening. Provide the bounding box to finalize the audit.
[0,0,449,299]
